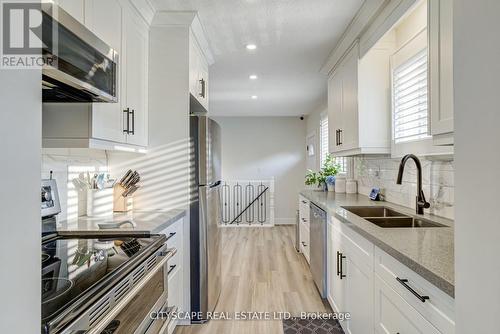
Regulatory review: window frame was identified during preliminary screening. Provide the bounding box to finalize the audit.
[390,27,449,158]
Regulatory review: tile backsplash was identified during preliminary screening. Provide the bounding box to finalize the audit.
[42,148,108,221]
[353,156,454,220]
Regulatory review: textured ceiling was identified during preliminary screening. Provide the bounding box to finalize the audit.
[151,0,364,116]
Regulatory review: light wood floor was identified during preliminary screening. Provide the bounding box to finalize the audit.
[175,226,329,334]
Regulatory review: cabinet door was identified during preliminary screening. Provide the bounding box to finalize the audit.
[123,5,148,147]
[57,0,84,24]
[340,44,359,152]
[189,37,201,99]
[86,0,126,144]
[198,57,209,111]
[374,276,440,334]
[329,226,346,314]
[429,0,454,139]
[343,242,374,334]
[328,71,343,154]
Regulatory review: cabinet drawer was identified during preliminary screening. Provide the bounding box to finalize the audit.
[375,275,441,334]
[375,247,455,334]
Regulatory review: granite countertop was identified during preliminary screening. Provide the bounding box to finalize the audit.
[56,209,186,236]
[300,190,454,298]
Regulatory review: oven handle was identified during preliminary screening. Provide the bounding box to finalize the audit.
[86,247,177,334]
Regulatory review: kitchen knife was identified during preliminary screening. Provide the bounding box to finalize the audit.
[119,170,133,186]
[124,172,139,188]
[122,171,136,188]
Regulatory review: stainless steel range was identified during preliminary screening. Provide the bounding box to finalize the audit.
[41,179,176,334]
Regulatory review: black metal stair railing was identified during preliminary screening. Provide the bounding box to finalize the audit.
[222,182,269,225]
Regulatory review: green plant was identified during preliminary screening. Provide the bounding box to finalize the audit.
[304,154,341,188]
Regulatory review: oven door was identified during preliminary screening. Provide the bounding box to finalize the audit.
[63,246,176,334]
[100,268,169,334]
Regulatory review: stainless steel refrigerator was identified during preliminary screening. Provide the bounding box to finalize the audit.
[189,114,222,323]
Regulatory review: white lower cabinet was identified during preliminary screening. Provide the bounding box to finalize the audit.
[374,276,440,334]
[326,216,455,334]
[328,217,374,334]
[159,217,187,333]
[299,221,310,263]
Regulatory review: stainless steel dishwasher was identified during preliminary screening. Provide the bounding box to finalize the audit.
[310,202,327,298]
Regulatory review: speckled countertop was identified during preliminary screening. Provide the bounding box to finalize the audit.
[56,209,186,236]
[300,190,455,298]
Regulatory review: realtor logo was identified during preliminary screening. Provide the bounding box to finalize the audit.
[1,1,57,69]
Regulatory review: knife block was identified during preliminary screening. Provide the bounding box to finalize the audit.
[113,184,134,212]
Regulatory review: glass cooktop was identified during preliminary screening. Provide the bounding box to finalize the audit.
[41,234,163,330]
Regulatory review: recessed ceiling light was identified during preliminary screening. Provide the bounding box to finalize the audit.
[249,74,258,80]
[251,95,258,99]
[246,44,257,50]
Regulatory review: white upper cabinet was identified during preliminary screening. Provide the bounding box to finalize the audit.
[122,3,149,146]
[328,41,392,156]
[429,0,454,145]
[43,0,149,150]
[85,0,125,144]
[189,33,210,111]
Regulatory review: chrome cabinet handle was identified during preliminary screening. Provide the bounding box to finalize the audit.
[396,277,430,302]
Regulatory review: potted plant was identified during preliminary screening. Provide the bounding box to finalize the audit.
[305,154,341,191]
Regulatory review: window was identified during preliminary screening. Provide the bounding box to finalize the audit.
[393,48,429,143]
[320,116,329,167]
[320,115,347,174]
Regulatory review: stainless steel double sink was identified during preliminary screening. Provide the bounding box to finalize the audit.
[342,206,446,228]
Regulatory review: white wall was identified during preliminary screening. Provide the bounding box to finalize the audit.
[0,60,41,331]
[454,0,500,332]
[214,117,306,224]
[42,148,108,221]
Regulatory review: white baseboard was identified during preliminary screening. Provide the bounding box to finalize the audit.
[275,217,296,225]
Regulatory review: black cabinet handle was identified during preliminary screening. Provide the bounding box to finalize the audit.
[166,232,176,241]
[167,264,177,275]
[130,109,135,135]
[336,251,341,276]
[339,129,343,145]
[199,78,206,98]
[123,108,130,134]
[301,241,307,247]
[396,277,430,302]
[340,252,346,279]
[335,129,339,146]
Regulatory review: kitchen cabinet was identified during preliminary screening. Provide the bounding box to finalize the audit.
[189,32,210,111]
[328,216,374,334]
[374,275,441,334]
[85,0,126,144]
[321,208,456,334]
[159,216,187,332]
[298,195,310,263]
[328,41,392,156]
[122,3,149,146]
[42,0,148,150]
[429,0,454,145]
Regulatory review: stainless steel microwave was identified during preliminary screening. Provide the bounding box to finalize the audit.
[41,3,118,102]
